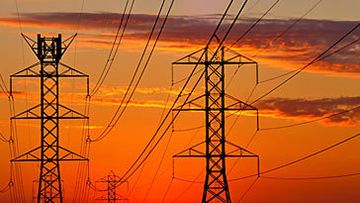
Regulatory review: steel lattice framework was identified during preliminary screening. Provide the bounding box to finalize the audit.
[95,171,128,203]
[173,47,260,203]
[10,34,89,203]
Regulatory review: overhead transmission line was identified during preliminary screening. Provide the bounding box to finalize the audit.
[240,37,359,147]
[0,74,10,97]
[229,0,281,49]
[90,0,135,96]
[172,130,360,184]
[138,85,176,202]
[91,0,174,142]
[84,0,173,198]
[173,98,359,133]
[167,22,360,199]
[225,0,324,110]
[259,36,359,84]
[5,1,26,202]
[261,172,360,181]
[260,105,360,131]
[231,23,357,150]
[172,0,304,134]
[237,34,360,160]
[230,131,360,181]
[236,177,259,203]
[118,0,250,184]
[158,1,360,201]
[253,0,323,58]
[250,23,360,105]
[0,131,9,143]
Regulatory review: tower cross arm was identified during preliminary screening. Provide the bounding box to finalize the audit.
[173,142,206,158]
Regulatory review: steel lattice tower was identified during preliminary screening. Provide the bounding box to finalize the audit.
[173,46,260,203]
[95,171,128,203]
[10,34,89,203]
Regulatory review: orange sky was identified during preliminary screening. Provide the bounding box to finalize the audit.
[0,0,359,203]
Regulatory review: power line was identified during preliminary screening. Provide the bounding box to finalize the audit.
[230,131,360,181]
[253,0,323,58]
[160,177,174,203]
[261,172,360,180]
[250,23,360,105]
[13,0,22,32]
[142,86,175,202]
[260,105,360,131]
[91,0,172,142]
[229,0,281,48]
[90,0,134,96]
[0,74,9,97]
[236,177,259,203]
[173,131,360,184]
[258,37,359,84]
[142,131,173,202]
[170,172,203,203]
[241,39,359,148]
[0,181,12,193]
[170,88,360,134]
[226,0,323,103]
[119,0,250,183]
[8,96,26,203]
[0,131,9,143]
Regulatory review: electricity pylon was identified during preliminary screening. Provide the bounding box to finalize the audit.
[173,46,260,203]
[95,171,128,203]
[10,34,89,203]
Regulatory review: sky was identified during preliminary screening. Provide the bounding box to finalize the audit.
[0,0,359,202]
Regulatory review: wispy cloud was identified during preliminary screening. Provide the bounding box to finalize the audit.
[8,81,359,126]
[0,12,358,76]
[257,96,360,126]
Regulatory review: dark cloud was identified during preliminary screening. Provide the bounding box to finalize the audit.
[257,97,360,125]
[0,12,359,74]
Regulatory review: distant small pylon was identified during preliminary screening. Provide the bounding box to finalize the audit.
[95,171,129,203]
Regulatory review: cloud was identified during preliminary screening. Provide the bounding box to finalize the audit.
[0,12,359,76]
[257,97,360,126]
[8,81,359,126]
[94,85,195,97]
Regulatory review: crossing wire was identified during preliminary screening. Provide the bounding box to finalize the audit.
[252,0,323,58]
[250,23,360,105]
[242,37,359,147]
[172,131,360,184]
[258,37,359,84]
[84,0,172,199]
[91,0,174,142]
[6,0,28,202]
[90,0,135,96]
[139,85,175,202]
[73,97,91,202]
[229,0,281,48]
[85,0,174,199]
[170,0,283,138]
[8,96,26,203]
[0,74,9,97]
[226,0,323,88]
[160,177,174,203]
[236,177,259,203]
[0,131,9,142]
[119,0,249,185]
[261,172,360,180]
[260,105,360,131]
[230,131,360,181]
